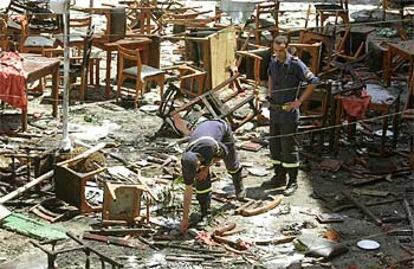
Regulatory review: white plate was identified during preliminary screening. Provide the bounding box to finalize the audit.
[357,239,380,250]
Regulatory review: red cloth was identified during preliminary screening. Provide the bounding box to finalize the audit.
[340,89,371,119]
[0,52,27,110]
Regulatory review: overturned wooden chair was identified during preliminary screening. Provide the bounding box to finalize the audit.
[19,13,62,53]
[158,73,260,136]
[289,31,323,74]
[162,64,207,97]
[298,82,333,148]
[314,0,349,31]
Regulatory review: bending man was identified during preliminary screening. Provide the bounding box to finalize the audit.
[180,120,245,232]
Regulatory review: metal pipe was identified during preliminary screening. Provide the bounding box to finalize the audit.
[60,5,72,151]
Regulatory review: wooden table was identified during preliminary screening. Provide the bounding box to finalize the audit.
[93,37,155,98]
[384,40,414,87]
[22,54,60,131]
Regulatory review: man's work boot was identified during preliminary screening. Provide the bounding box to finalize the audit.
[232,168,246,200]
[283,167,298,196]
[270,165,286,188]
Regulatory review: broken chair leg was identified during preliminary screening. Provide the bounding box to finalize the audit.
[342,191,382,226]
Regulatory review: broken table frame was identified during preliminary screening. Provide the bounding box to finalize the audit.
[31,232,124,269]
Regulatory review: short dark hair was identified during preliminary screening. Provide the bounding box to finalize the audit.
[273,35,289,45]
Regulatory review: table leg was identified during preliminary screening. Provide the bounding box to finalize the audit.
[408,59,413,90]
[392,97,400,148]
[384,48,392,87]
[89,61,94,85]
[381,110,389,155]
[105,50,112,98]
[143,44,149,65]
[96,59,100,90]
[52,67,59,118]
[21,108,27,131]
[333,98,342,155]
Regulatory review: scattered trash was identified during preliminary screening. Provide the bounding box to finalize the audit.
[316,213,345,223]
[295,234,348,259]
[239,141,263,152]
[246,166,269,177]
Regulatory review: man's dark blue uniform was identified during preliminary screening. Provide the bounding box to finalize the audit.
[268,51,319,195]
[181,120,244,216]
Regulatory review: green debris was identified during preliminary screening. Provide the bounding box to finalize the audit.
[377,28,398,38]
[1,213,67,241]
[83,113,101,123]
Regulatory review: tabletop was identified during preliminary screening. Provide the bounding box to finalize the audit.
[21,54,61,82]
[103,37,152,51]
[388,40,414,56]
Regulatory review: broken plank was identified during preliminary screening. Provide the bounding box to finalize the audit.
[403,199,414,242]
[213,222,236,236]
[88,228,155,236]
[347,170,411,186]
[212,235,250,251]
[0,170,54,204]
[240,196,283,217]
[165,253,215,260]
[352,189,390,197]
[221,228,245,237]
[234,200,255,214]
[82,232,145,249]
[254,236,296,245]
[342,191,382,226]
[165,256,204,262]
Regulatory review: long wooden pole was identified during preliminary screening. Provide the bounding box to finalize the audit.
[0,170,54,204]
[0,143,106,204]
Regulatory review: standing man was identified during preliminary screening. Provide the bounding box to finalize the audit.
[267,36,319,196]
[180,120,245,232]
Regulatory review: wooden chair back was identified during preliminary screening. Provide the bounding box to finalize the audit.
[118,45,143,79]
[70,16,92,29]
[255,1,280,29]
[252,1,280,45]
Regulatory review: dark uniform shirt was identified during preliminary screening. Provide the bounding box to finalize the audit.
[183,120,228,186]
[268,54,319,105]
